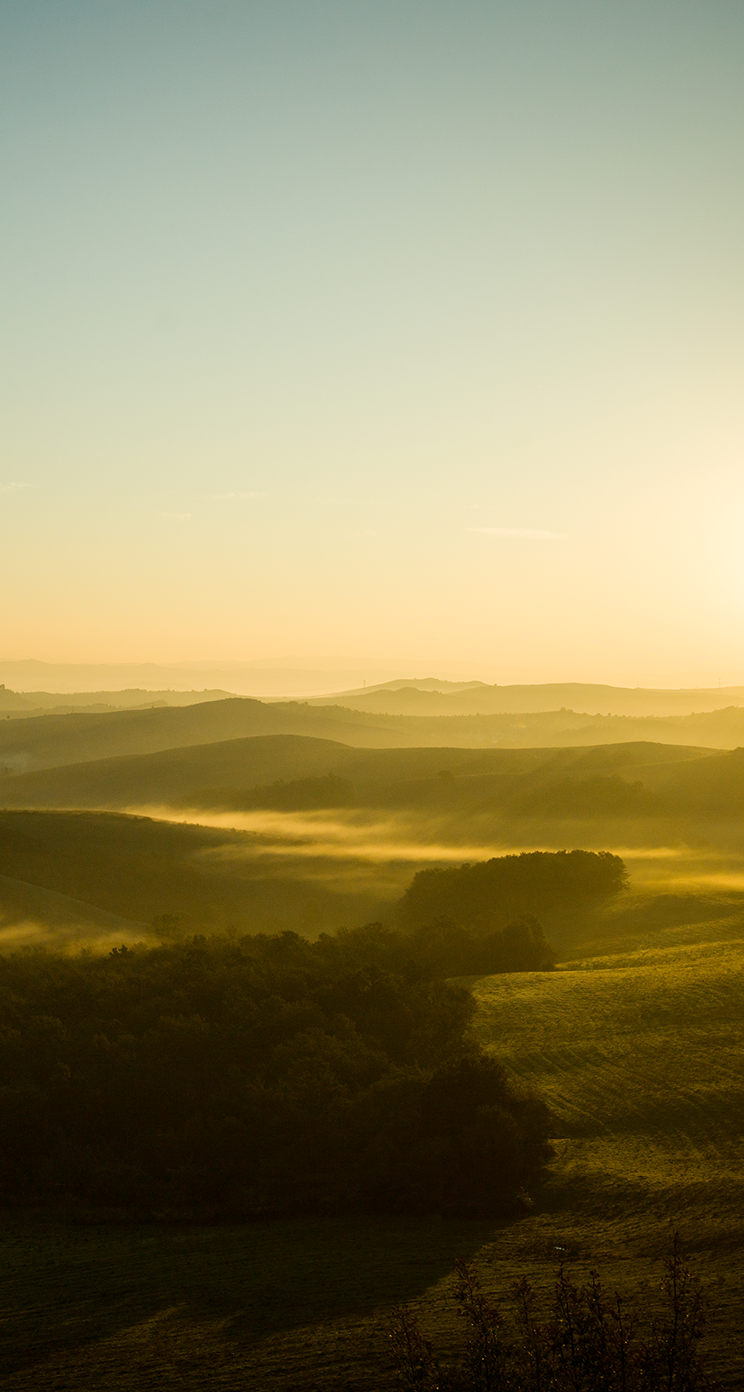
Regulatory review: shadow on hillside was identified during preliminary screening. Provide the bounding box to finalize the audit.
[0,1213,498,1374]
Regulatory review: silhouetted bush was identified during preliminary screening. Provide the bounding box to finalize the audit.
[390,1235,714,1389]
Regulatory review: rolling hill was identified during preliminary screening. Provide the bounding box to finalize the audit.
[0,734,715,813]
[0,734,359,808]
[1,737,742,947]
[0,697,422,775]
[4,694,744,789]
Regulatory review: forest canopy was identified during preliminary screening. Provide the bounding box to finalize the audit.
[0,924,553,1220]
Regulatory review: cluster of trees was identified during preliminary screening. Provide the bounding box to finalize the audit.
[0,926,552,1219]
[391,1239,713,1390]
[399,850,627,932]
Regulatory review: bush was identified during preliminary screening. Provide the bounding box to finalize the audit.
[390,1234,714,1390]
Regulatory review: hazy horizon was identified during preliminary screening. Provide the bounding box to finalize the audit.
[4,654,744,698]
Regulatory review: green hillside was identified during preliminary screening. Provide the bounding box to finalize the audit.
[473,936,744,1147]
[651,743,744,815]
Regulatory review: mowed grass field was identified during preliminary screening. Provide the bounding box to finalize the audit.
[2,924,744,1389]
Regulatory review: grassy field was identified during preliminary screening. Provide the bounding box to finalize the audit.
[473,934,744,1191]
[2,914,743,1389]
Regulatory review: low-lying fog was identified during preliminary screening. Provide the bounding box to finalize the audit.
[132,803,744,908]
[5,800,744,958]
[0,917,148,953]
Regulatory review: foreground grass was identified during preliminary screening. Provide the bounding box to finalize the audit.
[2,928,744,1389]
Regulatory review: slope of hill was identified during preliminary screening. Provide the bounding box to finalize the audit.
[466,933,744,1389]
[649,743,744,816]
[0,872,147,951]
[473,934,744,1147]
[0,734,360,808]
[0,697,427,775]
[311,702,744,750]
[0,735,715,813]
[0,687,36,712]
[0,808,391,933]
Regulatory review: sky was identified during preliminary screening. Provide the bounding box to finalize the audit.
[1,1,743,685]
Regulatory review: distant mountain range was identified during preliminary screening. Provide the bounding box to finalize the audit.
[3,661,744,712]
[309,679,744,719]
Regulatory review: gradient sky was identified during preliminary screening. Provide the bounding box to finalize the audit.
[1,1,743,684]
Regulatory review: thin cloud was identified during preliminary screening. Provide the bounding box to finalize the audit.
[209,491,266,500]
[1,481,32,492]
[315,497,377,506]
[162,511,192,521]
[468,526,568,540]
